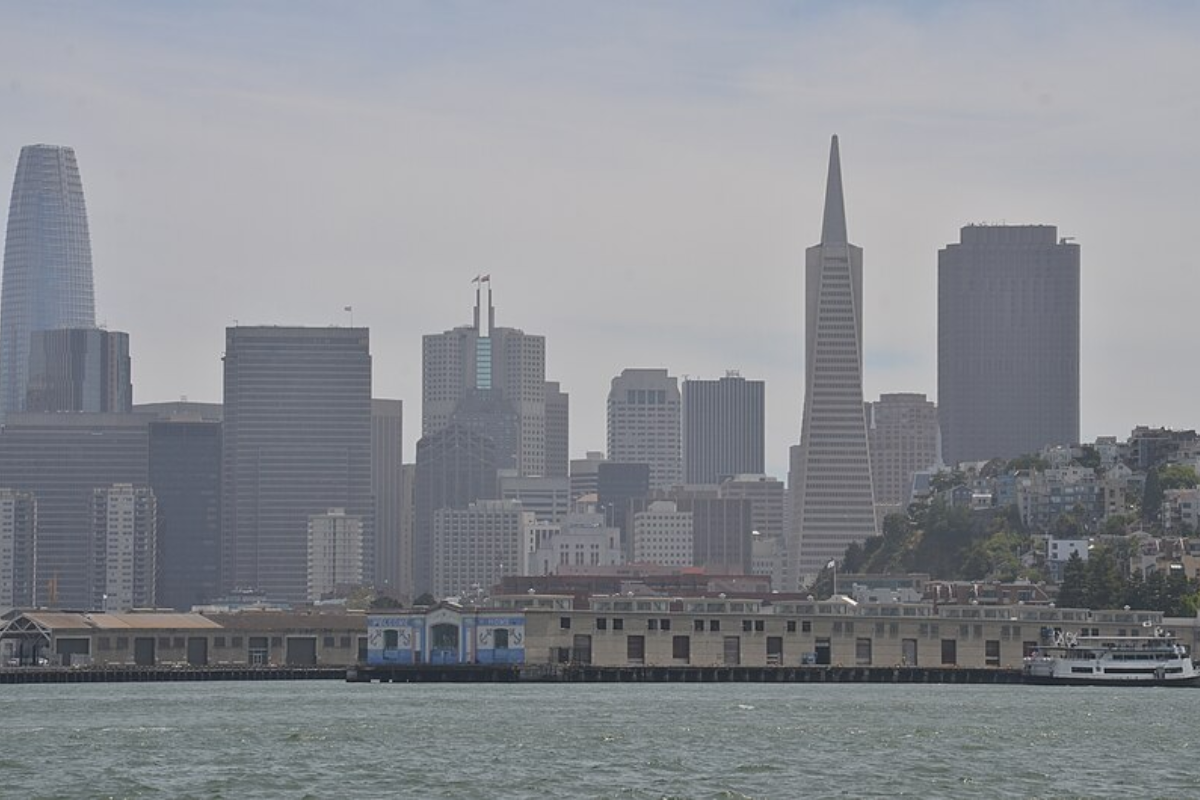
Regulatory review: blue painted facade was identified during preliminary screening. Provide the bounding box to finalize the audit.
[366,604,525,666]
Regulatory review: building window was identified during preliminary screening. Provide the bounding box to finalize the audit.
[560,617,571,630]
[801,620,811,633]
[627,635,645,663]
[494,628,510,649]
[855,638,872,665]
[660,618,671,631]
[647,619,658,631]
[596,618,608,631]
[694,619,704,632]
[709,620,720,633]
[941,639,957,665]
[214,636,226,649]
[323,636,336,648]
[742,619,753,632]
[755,620,765,633]
[612,618,624,631]
[786,620,797,633]
[384,630,398,649]
[985,640,1001,667]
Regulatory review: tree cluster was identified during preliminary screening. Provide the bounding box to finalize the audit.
[1056,548,1200,616]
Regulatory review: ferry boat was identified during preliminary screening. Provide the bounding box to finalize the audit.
[1024,630,1200,686]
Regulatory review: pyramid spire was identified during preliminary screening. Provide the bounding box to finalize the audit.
[820,135,847,245]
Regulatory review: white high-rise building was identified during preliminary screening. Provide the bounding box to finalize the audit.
[432,499,534,599]
[866,393,942,518]
[631,500,693,567]
[788,136,878,589]
[607,369,682,491]
[0,489,35,607]
[91,484,156,612]
[422,279,548,476]
[306,508,365,602]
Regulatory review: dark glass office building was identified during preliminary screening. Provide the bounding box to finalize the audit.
[25,327,131,413]
[683,373,765,485]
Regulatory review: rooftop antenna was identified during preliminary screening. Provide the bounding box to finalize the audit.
[343,306,354,327]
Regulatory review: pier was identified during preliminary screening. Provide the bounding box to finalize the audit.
[0,665,346,684]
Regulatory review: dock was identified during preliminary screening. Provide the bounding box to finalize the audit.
[0,665,346,684]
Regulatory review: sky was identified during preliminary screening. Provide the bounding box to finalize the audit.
[3,1,1199,476]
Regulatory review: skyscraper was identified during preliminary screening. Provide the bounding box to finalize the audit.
[683,372,765,485]
[938,225,1080,465]
[1,145,97,423]
[423,279,548,476]
[221,327,373,602]
[606,368,682,491]
[372,399,404,596]
[25,327,131,413]
[91,483,157,612]
[544,381,569,478]
[866,393,942,517]
[788,136,877,589]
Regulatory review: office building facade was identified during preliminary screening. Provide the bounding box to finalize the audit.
[788,136,878,589]
[683,373,765,485]
[372,399,405,596]
[867,393,941,515]
[307,508,365,602]
[25,327,131,413]
[1,145,97,422]
[938,225,1080,465]
[0,489,36,607]
[606,369,682,491]
[221,327,373,603]
[91,483,157,612]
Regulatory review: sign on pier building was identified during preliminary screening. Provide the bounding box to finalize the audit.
[367,603,525,666]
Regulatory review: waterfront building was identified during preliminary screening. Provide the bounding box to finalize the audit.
[683,373,765,485]
[25,328,131,413]
[788,136,877,588]
[431,499,533,599]
[938,225,1080,465]
[0,489,36,607]
[423,279,548,476]
[367,603,529,666]
[221,326,373,603]
[544,381,569,479]
[307,508,365,602]
[412,424,499,596]
[606,369,682,492]
[1,145,97,423]
[90,483,156,612]
[0,412,152,608]
[148,413,222,611]
[372,399,405,596]
[866,393,941,518]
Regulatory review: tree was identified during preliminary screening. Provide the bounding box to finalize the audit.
[413,592,436,607]
[1075,445,1101,470]
[1159,464,1200,491]
[1057,551,1088,608]
[370,595,403,610]
[1084,547,1125,609]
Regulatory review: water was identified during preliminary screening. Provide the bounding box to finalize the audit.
[1,682,1197,798]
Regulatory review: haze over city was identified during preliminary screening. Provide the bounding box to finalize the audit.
[4,2,1199,474]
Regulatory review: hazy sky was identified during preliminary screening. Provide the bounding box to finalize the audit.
[3,1,1199,475]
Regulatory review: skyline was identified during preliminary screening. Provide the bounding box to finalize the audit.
[4,3,1200,475]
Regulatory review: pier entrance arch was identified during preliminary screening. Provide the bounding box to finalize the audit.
[430,623,459,664]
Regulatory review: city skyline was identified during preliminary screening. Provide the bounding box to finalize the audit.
[4,4,1200,476]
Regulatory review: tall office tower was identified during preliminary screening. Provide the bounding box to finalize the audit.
[372,399,404,596]
[596,461,650,559]
[866,393,942,516]
[1,145,97,423]
[91,483,156,612]
[397,463,415,601]
[499,474,571,523]
[423,279,548,476]
[718,474,785,540]
[938,225,1081,465]
[412,424,499,596]
[0,413,152,608]
[148,412,222,611]
[570,451,607,500]
[306,508,365,602]
[432,499,533,599]
[0,489,36,607]
[788,136,877,589]
[544,382,569,478]
[683,372,765,485]
[26,328,132,413]
[606,369,682,491]
[631,500,693,567]
[222,327,373,603]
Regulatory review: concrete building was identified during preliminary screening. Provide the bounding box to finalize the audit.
[631,500,693,568]
[431,500,534,599]
[938,225,1080,465]
[607,369,682,492]
[423,279,549,476]
[526,511,623,576]
[499,474,571,523]
[544,381,569,479]
[867,393,941,518]
[372,399,405,596]
[413,424,499,596]
[25,328,131,413]
[307,508,365,602]
[719,474,785,540]
[0,412,152,608]
[683,372,765,485]
[0,489,36,607]
[221,326,373,603]
[91,484,156,612]
[148,412,221,611]
[570,451,606,501]
[1,145,97,423]
[788,136,877,589]
[397,463,415,601]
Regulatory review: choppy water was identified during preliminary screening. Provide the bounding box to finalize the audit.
[1,681,1197,798]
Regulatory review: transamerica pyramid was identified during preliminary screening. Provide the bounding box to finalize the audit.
[787,135,878,590]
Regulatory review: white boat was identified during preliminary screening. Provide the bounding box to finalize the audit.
[1024,630,1200,686]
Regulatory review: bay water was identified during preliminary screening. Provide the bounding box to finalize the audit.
[1,681,1196,798]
